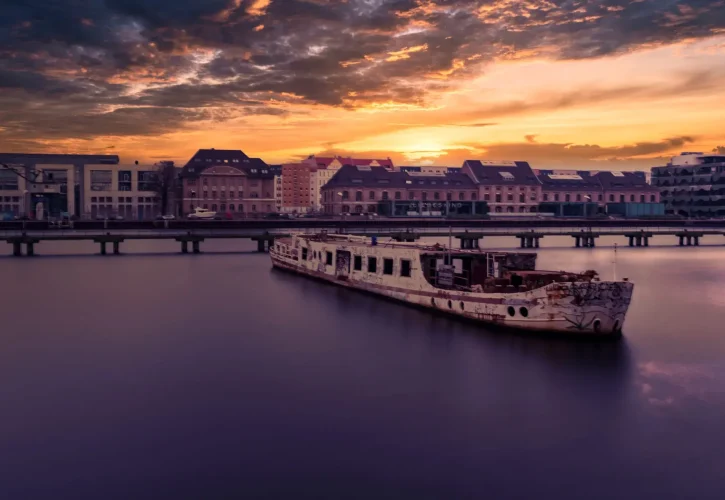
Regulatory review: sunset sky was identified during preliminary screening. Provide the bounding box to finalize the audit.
[2,0,725,169]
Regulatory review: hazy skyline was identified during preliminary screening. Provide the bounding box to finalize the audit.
[2,0,725,168]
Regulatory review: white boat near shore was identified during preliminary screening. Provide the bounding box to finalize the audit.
[270,233,634,335]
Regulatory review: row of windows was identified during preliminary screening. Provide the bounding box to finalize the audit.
[90,196,156,203]
[487,193,537,203]
[2,196,21,202]
[330,191,479,202]
[188,191,271,199]
[299,248,413,278]
[540,193,656,203]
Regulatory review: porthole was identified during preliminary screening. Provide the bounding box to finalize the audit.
[507,306,516,317]
[519,307,529,318]
[448,300,452,309]
[460,301,465,310]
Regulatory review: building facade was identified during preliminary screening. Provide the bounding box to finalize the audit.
[83,163,162,219]
[321,165,480,215]
[462,160,542,213]
[180,149,275,215]
[280,163,317,213]
[651,152,725,216]
[0,153,119,218]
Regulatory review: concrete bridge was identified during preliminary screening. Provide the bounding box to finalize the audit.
[2,225,724,256]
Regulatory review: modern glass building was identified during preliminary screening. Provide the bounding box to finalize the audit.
[651,153,725,217]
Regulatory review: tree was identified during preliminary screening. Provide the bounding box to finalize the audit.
[153,161,178,215]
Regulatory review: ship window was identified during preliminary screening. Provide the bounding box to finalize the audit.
[400,259,411,277]
[326,251,333,265]
[367,256,377,273]
[383,258,394,275]
[507,306,516,317]
[460,301,465,310]
[302,248,308,260]
[519,307,529,318]
[354,255,362,271]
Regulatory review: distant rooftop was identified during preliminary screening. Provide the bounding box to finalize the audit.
[0,153,120,164]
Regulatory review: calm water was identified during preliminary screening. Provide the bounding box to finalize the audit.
[1,236,725,499]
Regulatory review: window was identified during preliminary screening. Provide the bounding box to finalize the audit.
[401,259,411,277]
[302,248,308,260]
[409,191,415,200]
[459,192,464,201]
[326,251,333,265]
[369,191,375,200]
[342,191,349,200]
[599,194,603,201]
[422,192,428,201]
[495,193,502,203]
[565,194,571,202]
[631,194,635,202]
[446,192,452,201]
[609,194,614,202]
[355,191,363,201]
[519,193,525,202]
[394,191,401,200]
[382,191,389,201]
[211,204,217,211]
[383,258,394,275]
[620,195,625,202]
[576,194,581,202]
[554,193,560,202]
[354,255,362,271]
[367,256,377,273]
[640,194,645,202]
[471,192,477,201]
[229,204,235,211]
[543,193,549,201]
[484,194,490,201]
[434,192,440,200]
[507,194,513,202]
[650,194,656,202]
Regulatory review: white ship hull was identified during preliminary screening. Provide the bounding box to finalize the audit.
[270,235,634,336]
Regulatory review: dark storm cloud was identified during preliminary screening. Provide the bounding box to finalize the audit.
[2,0,725,143]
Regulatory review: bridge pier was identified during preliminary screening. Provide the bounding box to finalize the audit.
[100,242,107,255]
[192,240,200,254]
[113,241,120,255]
[181,240,189,253]
[12,241,22,256]
[575,235,596,248]
[26,242,35,256]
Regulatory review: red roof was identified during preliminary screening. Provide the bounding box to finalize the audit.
[305,155,394,169]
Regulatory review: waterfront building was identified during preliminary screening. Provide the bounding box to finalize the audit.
[281,163,317,213]
[462,160,542,213]
[321,164,481,215]
[83,162,163,219]
[0,153,119,218]
[399,166,461,174]
[651,152,725,216]
[303,155,395,211]
[180,149,275,216]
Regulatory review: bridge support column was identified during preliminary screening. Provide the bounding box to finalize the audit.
[100,242,107,255]
[12,241,22,256]
[26,242,35,256]
[679,236,684,246]
[257,240,266,252]
[181,240,189,253]
[534,237,540,248]
[644,237,649,247]
[629,236,634,247]
[636,236,642,247]
[192,240,200,254]
[574,236,580,248]
[687,236,692,246]
[113,241,120,255]
[694,236,700,246]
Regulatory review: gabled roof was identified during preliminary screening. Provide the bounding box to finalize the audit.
[463,160,540,186]
[305,155,394,169]
[182,155,271,179]
[324,164,476,189]
[594,171,657,191]
[537,170,602,191]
